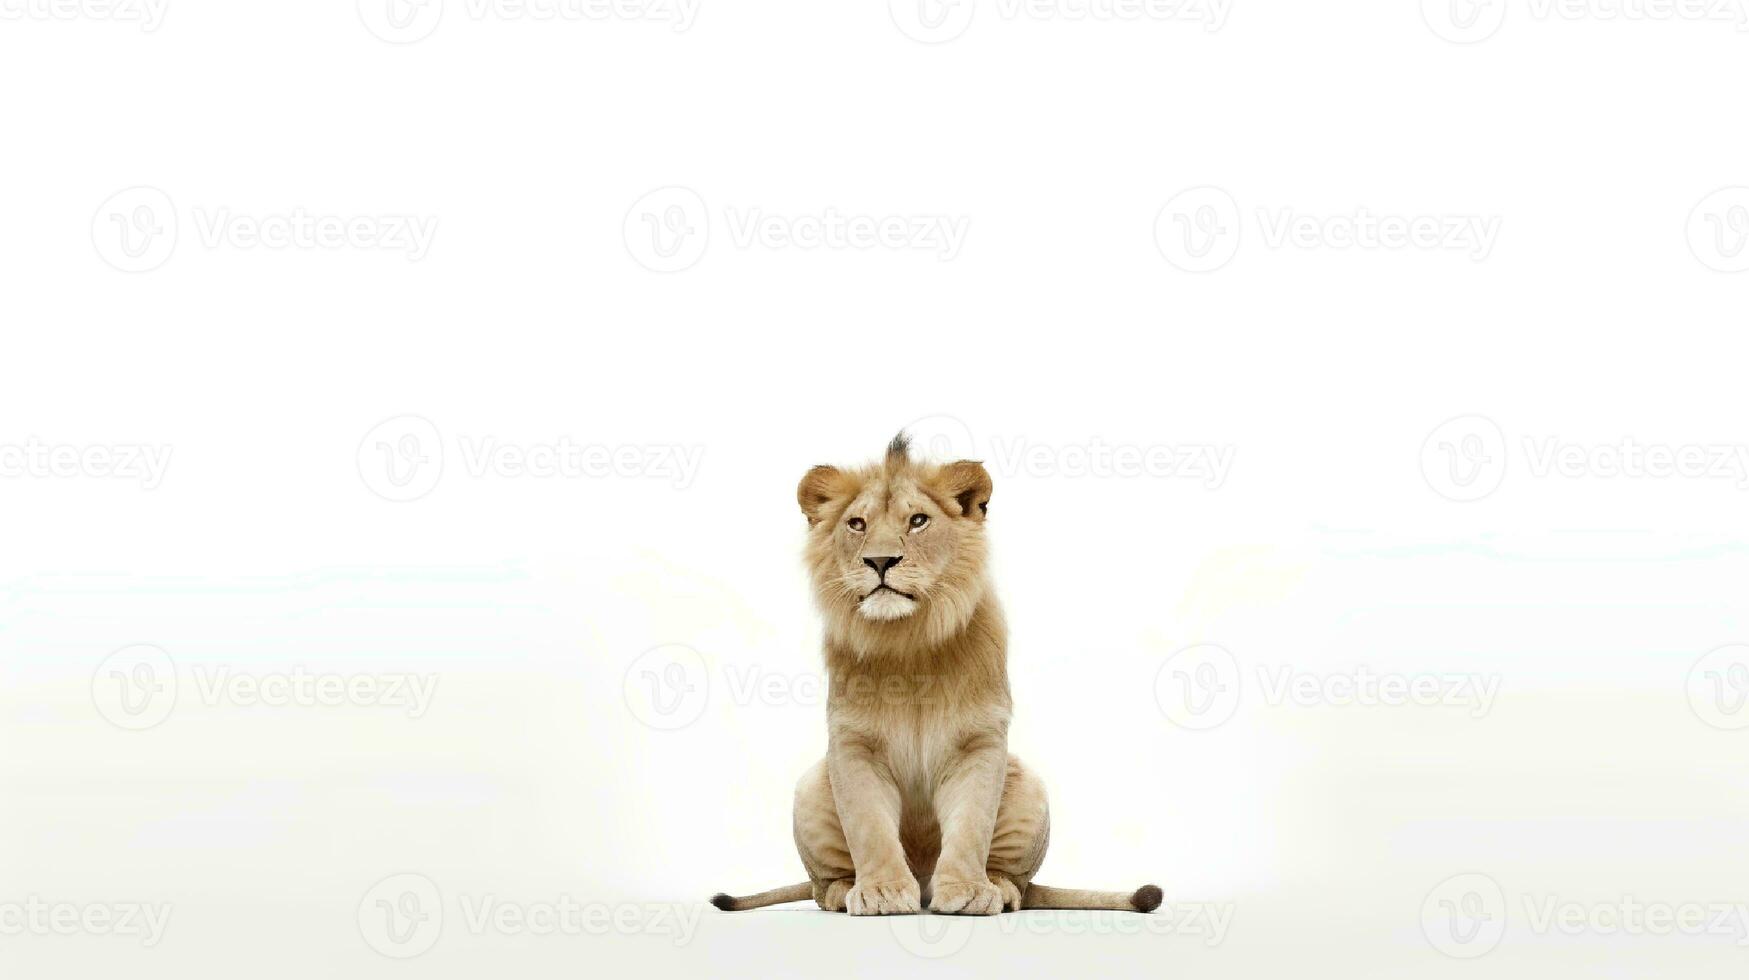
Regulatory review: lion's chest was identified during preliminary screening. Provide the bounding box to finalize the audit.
[827,669,1007,800]
[832,690,960,790]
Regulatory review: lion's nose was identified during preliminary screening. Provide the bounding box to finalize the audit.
[863,556,902,577]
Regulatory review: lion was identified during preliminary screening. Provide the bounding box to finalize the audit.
[711,433,1161,916]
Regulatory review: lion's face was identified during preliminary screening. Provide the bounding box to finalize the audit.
[798,435,993,656]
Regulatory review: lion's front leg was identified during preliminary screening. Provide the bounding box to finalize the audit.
[926,734,1009,915]
[827,739,922,915]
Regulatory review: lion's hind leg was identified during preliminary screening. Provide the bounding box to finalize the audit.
[985,754,1049,912]
[793,759,856,911]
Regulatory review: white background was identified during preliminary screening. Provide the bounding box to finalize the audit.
[4,0,1749,976]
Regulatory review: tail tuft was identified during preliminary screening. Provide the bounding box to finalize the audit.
[1131,884,1163,913]
[708,882,811,911]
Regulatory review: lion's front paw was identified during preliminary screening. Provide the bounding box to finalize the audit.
[846,878,921,915]
[928,877,1005,916]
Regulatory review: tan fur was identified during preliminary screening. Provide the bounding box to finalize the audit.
[713,434,1161,916]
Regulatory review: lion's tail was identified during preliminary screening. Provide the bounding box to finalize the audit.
[1022,882,1163,912]
[709,882,812,911]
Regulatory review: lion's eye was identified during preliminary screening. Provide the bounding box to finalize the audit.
[909,513,929,530]
[847,517,866,532]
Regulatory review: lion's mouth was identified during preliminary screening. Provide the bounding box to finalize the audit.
[861,584,917,602]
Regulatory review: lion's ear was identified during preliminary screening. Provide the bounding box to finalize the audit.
[935,460,992,521]
[797,465,855,526]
